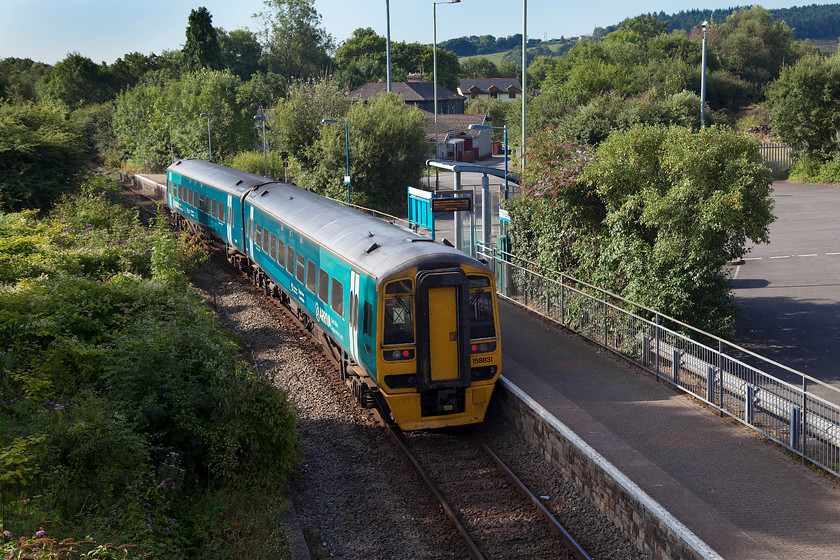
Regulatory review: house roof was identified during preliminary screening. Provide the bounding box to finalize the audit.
[417,110,491,143]
[457,78,522,96]
[349,81,466,103]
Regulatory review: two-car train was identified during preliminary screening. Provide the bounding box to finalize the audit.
[165,159,501,430]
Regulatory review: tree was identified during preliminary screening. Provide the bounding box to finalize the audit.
[766,52,840,158]
[37,52,111,109]
[183,7,223,72]
[302,93,428,212]
[0,57,52,103]
[334,28,386,69]
[0,101,86,211]
[509,124,774,337]
[218,28,263,80]
[271,78,350,165]
[112,69,252,170]
[256,0,334,81]
[460,58,499,78]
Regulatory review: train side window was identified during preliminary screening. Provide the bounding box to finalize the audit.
[286,246,294,274]
[270,234,277,261]
[383,279,414,345]
[261,227,269,252]
[198,195,204,213]
[211,199,217,218]
[306,260,317,292]
[296,254,305,283]
[363,302,372,337]
[318,269,329,303]
[219,204,225,223]
[468,275,496,339]
[331,278,344,317]
[277,239,285,267]
[255,224,262,249]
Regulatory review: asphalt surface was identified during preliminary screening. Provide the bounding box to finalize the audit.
[500,299,840,560]
[731,181,840,387]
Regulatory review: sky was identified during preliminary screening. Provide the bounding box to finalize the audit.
[0,0,834,66]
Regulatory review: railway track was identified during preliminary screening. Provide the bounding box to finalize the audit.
[378,413,592,560]
[118,177,636,560]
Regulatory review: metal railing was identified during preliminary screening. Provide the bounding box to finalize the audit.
[759,143,798,178]
[479,242,840,478]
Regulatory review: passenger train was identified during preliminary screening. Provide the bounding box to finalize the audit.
[165,159,502,430]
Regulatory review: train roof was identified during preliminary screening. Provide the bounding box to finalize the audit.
[168,158,268,197]
[168,159,487,283]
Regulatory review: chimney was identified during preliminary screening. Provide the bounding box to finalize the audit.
[406,72,422,83]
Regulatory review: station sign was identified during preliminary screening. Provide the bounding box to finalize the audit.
[431,196,472,213]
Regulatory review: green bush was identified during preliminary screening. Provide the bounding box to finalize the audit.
[1,175,301,557]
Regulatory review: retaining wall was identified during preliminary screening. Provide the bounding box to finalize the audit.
[490,378,721,560]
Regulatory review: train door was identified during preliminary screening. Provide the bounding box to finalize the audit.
[226,194,234,244]
[348,270,360,363]
[415,269,470,388]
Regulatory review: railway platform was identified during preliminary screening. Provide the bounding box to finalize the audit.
[499,299,840,560]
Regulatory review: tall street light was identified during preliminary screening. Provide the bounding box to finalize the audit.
[199,112,212,162]
[386,0,392,92]
[162,112,173,163]
[433,0,460,160]
[254,115,269,177]
[321,118,351,204]
[521,0,527,171]
[700,20,708,127]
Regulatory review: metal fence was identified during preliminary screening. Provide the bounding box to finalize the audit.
[479,243,840,478]
[759,143,797,178]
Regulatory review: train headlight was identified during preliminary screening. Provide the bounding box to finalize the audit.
[470,341,496,354]
[384,348,415,361]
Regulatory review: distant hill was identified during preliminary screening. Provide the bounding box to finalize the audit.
[443,4,840,59]
[605,4,840,41]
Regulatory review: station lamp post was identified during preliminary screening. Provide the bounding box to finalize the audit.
[199,112,212,162]
[701,20,708,127]
[433,0,460,160]
[254,115,269,177]
[162,112,173,163]
[321,118,351,204]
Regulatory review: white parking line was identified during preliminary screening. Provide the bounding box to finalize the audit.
[827,252,840,256]
[743,257,762,261]
[769,255,790,259]
[798,254,818,257]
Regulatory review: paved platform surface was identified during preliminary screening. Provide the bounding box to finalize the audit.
[499,299,840,560]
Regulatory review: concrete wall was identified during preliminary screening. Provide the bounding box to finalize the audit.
[490,378,722,560]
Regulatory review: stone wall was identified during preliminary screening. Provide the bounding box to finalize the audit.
[490,378,721,560]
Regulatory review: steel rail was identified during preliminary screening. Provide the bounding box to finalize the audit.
[478,441,593,560]
[376,411,485,560]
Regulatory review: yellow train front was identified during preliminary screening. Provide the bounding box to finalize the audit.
[371,262,502,431]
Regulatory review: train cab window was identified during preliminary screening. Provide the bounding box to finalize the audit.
[296,254,305,283]
[286,247,295,274]
[255,225,262,249]
[383,280,414,345]
[468,275,496,339]
[330,278,344,317]
[318,269,329,303]
[277,239,285,267]
[306,260,317,293]
[270,234,277,261]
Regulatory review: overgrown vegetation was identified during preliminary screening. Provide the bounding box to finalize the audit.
[508,124,774,337]
[0,175,301,558]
